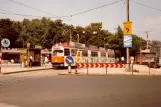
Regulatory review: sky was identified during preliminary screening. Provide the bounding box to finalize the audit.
[0,0,161,41]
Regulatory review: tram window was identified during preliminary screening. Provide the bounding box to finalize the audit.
[108,53,115,58]
[64,49,70,56]
[82,50,88,57]
[101,52,106,57]
[91,51,98,57]
[53,50,63,56]
[71,49,77,56]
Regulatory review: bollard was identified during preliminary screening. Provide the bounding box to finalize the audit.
[148,62,150,75]
[68,64,71,73]
[75,63,78,74]
[87,61,88,75]
[106,66,107,75]
[132,63,133,75]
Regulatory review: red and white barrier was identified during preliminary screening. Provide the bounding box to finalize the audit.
[77,63,125,68]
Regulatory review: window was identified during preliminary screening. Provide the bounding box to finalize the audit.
[82,50,88,57]
[101,52,106,57]
[71,49,77,56]
[53,50,63,56]
[91,51,98,57]
[64,49,70,56]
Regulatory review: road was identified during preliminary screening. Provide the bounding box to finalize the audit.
[0,71,161,107]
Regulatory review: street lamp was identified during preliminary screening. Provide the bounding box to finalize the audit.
[77,31,85,43]
[146,30,152,49]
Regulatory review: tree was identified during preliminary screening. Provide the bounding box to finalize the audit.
[0,18,21,48]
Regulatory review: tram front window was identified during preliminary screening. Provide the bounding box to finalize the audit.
[53,50,63,56]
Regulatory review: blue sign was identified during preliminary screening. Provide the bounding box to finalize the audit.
[124,35,132,47]
[1,38,10,47]
[65,56,74,65]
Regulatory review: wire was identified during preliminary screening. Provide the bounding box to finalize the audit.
[0,9,59,18]
[121,0,125,12]
[131,0,161,12]
[9,0,71,20]
[60,0,123,17]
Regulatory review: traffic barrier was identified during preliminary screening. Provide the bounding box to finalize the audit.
[77,63,125,68]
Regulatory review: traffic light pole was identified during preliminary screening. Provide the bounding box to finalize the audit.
[126,0,130,71]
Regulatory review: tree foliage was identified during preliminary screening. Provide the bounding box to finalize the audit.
[0,18,147,58]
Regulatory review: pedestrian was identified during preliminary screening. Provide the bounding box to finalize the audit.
[29,55,33,67]
[45,56,48,64]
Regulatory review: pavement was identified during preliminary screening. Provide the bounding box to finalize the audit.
[1,63,53,74]
[1,63,161,76]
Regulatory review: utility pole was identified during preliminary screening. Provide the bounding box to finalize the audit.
[126,0,130,71]
[146,31,151,49]
[77,34,79,43]
[70,29,72,42]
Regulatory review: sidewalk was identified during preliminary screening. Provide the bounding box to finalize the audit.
[1,63,53,74]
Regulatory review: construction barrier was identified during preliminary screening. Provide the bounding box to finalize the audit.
[77,63,125,68]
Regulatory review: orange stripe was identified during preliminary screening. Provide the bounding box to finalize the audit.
[52,56,64,63]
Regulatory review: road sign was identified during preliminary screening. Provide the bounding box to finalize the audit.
[76,51,82,63]
[65,56,74,65]
[124,34,132,47]
[27,42,30,48]
[1,38,10,47]
[123,21,132,34]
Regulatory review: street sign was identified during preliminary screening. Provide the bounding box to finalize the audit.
[76,51,82,63]
[65,56,74,65]
[27,42,30,48]
[1,38,10,47]
[124,34,132,47]
[123,21,132,34]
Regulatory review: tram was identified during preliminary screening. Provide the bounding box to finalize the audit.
[51,42,115,67]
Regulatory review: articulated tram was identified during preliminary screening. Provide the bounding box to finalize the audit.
[51,42,115,67]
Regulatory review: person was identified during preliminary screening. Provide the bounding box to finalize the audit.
[45,56,48,64]
[29,55,33,67]
[11,59,14,64]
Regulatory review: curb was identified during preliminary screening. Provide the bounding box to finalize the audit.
[58,73,132,76]
[58,73,161,76]
[2,67,53,75]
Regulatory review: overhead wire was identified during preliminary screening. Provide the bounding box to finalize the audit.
[131,0,161,12]
[0,9,58,18]
[60,0,123,17]
[9,0,71,20]
[4,0,123,20]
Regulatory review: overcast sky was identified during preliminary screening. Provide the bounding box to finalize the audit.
[0,0,161,40]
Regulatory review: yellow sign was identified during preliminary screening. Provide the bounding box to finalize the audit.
[27,42,30,48]
[130,56,134,61]
[123,21,132,34]
[76,51,82,63]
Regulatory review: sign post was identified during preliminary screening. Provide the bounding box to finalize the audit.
[27,42,30,68]
[148,62,150,75]
[0,38,10,74]
[130,56,134,75]
[123,21,132,72]
[65,56,74,73]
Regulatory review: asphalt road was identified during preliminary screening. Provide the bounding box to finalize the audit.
[0,75,161,107]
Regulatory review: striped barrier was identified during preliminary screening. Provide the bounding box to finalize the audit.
[77,63,125,68]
